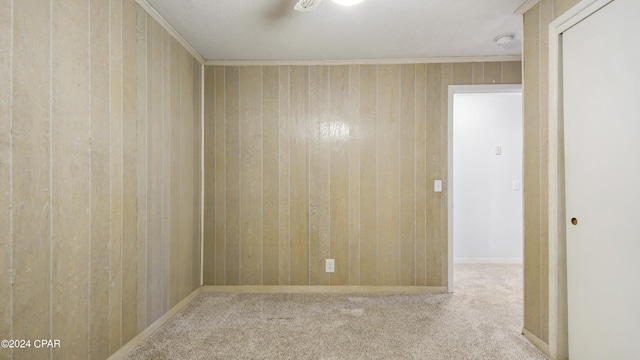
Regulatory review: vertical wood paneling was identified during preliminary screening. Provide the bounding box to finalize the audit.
[146,16,163,324]
[453,63,473,85]
[415,64,427,286]
[377,64,400,286]
[239,66,263,285]
[202,61,521,287]
[135,5,148,332]
[308,65,330,286]
[503,61,522,84]
[192,59,202,291]
[203,66,215,285]
[524,4,542,339]
[180,48,194,296]
[289,66,310,285]
[214,66,227,285]
[317,65,331,286]
[108,0,124,352]
[225,66,240,285]
[12,0,51,358]
[439,63,452,287]
[539,0,552,344]
[483,62,502,84]
[472,63,484,84]
[359,65,378,285]
[348,65,361,285]
[0,0,11,355]
[308,65,320,285]
[51,0,90,357]
[329,65,350,285]
[6,3,203,358]
[161,30,171,314]
[89,0,110,357]
[263,66,280,285]
[278,66,291,285]
[169,38,182,303]
[121,0,138,344]
[425,63,442,286]
[400,64,416,286]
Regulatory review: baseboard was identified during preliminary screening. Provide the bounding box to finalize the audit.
[201,285,448,294]
[454,258,523,264]
[108,287,203,360]
[522,328,551,357]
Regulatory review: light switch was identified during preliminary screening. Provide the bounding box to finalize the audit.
[326,259,335,273]
[496,146,502,155]
[434,180,442,193]
[513,181,521,191]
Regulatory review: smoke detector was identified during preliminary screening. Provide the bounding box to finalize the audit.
[494,33,515,47]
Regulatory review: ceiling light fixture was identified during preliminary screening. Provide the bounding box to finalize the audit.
[294,0,322,12]
[332,0,366,6]
[494,33,515,47]
[294,0,365,12]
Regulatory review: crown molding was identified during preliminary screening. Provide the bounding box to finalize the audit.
[203,55,522,66]
[514,0,541,15]
[134,0,205,64]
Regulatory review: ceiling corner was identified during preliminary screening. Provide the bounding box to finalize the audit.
[515,0,541,15]
[134,0,206,64]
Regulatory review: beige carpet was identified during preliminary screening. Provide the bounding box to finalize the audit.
[125,264,547,359]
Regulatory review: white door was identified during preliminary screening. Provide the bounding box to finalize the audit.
[563,0,640,358]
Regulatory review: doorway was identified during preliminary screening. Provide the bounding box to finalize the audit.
[447,85,523,291]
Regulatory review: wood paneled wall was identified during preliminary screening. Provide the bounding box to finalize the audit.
[0,1,202,359]
[522,0,581,346]
[203,61,521,286]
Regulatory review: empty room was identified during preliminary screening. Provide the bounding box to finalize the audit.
[1,0,638,359]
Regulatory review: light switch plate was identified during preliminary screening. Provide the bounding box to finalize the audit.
[326,259,335,273]
[513,180,521,191]
[434,180,442,193]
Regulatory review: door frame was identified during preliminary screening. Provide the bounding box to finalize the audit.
[447,84,523,292]
[548,0,614,358]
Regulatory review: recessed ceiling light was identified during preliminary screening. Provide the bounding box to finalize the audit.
[332,0,366,6]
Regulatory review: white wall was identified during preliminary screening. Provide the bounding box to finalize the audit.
[453,92,523,263]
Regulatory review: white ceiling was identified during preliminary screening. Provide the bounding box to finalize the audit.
[146,0,526,62]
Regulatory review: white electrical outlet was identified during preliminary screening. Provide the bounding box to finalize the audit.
[325,259,335,273]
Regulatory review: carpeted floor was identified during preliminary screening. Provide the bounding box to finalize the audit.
[125,264,547,359]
